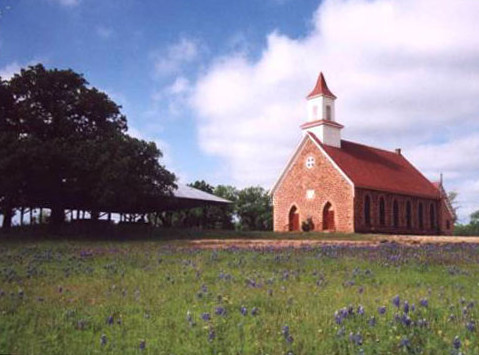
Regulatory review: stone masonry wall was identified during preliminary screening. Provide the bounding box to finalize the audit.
[273,137,354,233]
[354,188,452,235]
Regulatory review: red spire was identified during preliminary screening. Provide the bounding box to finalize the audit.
[307,72,337,99]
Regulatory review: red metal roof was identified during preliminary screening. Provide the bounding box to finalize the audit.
[309,133,440,199]
[307,72,337,99]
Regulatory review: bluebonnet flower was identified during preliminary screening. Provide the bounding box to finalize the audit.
[400,337,410,348]
[357,305,365,315]
[208,327,215,342]
[401,314,411,327]
[107,315,114,325]
[282,325,290,338]
[378,306,386,315]
[215,307,226,316]
[368,316,376,327]
[466,320,475,332]
[201,284,208,293]
[337,327,345,337]
[453,336,461,349]
[403,301,409,314]
[420,298,428,307]
[349,332,363,346]
[392,295,400,308]
[100,334,107,346]
[411,303,415,312]
[240,306,247,316]
[201,313,211,321]
[251,307,259,316]
[139,340,146,350]
[286,335,294,343]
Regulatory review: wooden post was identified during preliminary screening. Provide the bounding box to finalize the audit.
[39,208,43,224]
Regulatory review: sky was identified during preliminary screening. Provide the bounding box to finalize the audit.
[0,0,478,222]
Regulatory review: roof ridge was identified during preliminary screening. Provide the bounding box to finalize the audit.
[341,139,399,155]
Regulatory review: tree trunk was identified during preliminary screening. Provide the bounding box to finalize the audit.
[2,207,13,231]
[90,210,99,221]
[50,205,65,226]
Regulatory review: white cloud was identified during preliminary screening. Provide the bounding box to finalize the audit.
[154,38,201,76]
[189,0,479,220]
[0,62,21,80]
[49,0,80,7]
[96,26,113,40]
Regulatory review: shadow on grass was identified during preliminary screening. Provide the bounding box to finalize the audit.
[0,223,376,242]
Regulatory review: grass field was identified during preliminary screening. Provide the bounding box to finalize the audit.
[1,231,478,354]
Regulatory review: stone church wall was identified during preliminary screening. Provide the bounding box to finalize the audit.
[354,188,452,235]
[272,137,354,233]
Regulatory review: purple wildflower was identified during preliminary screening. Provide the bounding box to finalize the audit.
[368,316,376,327]
[453,336,461,349]
[139,340,146,350]
[100,334,107,346]
[107,315,114,325]
[251,307,259,316]
[208,327,215,342]
[286,335,294,343]
[400,337,410,348]
[282,325,290,337]
[392,295,400,308]
[357,305,365,315]
[215,307,226,316]
[349,332,363,346]
[240,306,247,316]
[466,320,475,332]
[378,306,386,315]
[201,313,211,321]
[420,298,428,307]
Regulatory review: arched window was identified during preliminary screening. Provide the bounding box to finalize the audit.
[379,197,386,226]
[418,203,424,229]
[364,195,371,226]
[406,201,412,228]
[430,203,436,230]
[326,105,332,120]
[393,200,399,228]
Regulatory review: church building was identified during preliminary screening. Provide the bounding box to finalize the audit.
[271,73,454,235]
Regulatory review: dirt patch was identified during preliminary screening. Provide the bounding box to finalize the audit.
[183,235,479,250]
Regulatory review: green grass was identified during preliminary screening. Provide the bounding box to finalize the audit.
[0,237,478,354]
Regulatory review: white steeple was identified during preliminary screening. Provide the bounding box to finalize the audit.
[301,72,343,148]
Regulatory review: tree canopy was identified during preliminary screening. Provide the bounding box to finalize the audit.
[0,64,176,229]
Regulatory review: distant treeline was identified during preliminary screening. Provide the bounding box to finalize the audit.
[454,210,479,236]
[160,181,272,231]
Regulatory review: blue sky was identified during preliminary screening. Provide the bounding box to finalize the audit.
[1,0,479,222]
[0,0,319,181]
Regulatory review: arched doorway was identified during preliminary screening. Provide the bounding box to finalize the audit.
[322,202,335,231]
[288,205,300,231]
